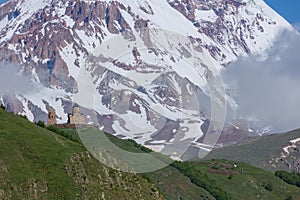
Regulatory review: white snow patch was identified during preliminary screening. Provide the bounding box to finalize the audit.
[145,144,165,152]
[195,9,218,23]
[59,43,82,79]
[282,137,300,157]
[16,95,34,122]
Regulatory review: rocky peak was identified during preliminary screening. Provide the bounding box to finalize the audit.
[0,0,294,160]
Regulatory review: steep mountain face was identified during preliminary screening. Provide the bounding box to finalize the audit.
[0,0,292,160]
[205,128,300,173]
[269,137,300,172]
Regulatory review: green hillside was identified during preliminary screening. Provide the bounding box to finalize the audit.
[0,110,163,200]
[172,160,300,200]
[0,109,216,200]
[82,126,300,200]
[1,109,299,200]
[205,129,300,172]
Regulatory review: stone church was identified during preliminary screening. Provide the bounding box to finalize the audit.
[68,106,85,125]
[47,105,85,126]
[48,107,57,125]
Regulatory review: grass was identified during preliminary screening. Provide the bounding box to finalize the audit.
[0,109,214,200]
[1,109,300,200]
[143,166,215,200]
[80,127,300,200]
[61,127,216,200]
[0,112,81,199]
[173,159,300,200]
[0,110,164,200]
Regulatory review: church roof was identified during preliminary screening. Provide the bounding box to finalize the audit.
[73,103,80,108]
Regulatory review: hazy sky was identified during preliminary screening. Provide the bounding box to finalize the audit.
[264,0,300,24]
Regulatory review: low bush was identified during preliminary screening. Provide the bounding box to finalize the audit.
[36,120,45,128]
[275,170,300,187]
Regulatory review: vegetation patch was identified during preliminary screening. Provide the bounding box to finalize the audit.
[275,170,300,187]
[1,109,300,200]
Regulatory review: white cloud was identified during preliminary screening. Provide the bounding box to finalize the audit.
[293,22,300,33]
[223,29,300,133]
[0,63,36,96]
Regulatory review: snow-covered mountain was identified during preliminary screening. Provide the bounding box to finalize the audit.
[0,0,293,159]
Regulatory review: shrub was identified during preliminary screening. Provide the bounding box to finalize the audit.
[285,195,293,200]
[0,104,5,110]
[228,175,234,180]
[171,161,232,200]
[275,170,300,187]
[18,115,28,120]
[264,183,273,191]
[36,120,46,128]
[46,126,80,143]
[46,125,58,133]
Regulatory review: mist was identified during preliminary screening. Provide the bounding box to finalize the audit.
[223,29,300,133]
[0,63,36,97]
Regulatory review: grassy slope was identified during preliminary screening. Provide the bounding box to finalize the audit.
[205,129,300,172]
[74,127,300,200]
[0,109,214,200]
[144,167,215,200]
[1,109,299,200]
[77,128,216,200]
[174,160,300,200]
[0,110,163,200]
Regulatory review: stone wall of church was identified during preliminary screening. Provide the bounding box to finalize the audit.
[69,113,85,125]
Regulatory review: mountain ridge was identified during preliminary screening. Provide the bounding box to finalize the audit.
[0,0,294,159]
[205,128,300,173]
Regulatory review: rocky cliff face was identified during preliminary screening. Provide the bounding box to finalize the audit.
[0,0,292,160]
[269,138,300,172]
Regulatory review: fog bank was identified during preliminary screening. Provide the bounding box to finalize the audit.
[223,30,300,133]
